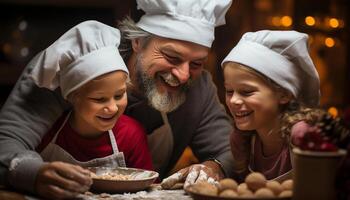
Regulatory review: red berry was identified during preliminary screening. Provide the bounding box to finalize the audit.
[320,142,338,152]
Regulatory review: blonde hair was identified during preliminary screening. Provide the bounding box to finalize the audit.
[225,62,324,177]
[223,62,291,102]
[280,105,326,138]
[224,62,323,140]
[66,71,130,105]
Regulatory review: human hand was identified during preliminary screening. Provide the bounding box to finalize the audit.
[161,161,224,189]
[35,161,92,199]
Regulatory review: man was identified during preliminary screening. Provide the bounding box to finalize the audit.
[0,0,233,197]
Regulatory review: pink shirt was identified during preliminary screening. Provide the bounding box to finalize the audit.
[250,135,292,180]
[230,122,311,180]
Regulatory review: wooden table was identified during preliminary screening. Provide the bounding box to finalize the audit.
[0,185,193,200]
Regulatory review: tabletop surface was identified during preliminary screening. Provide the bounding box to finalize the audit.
[0,184,193,200]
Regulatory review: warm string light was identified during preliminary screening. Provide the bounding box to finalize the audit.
[269,15,345,29]
[324,37,335,48]
[281,16,292,27]
[329,18,339,28]
[328,107,338,118]
[305,16,315,26]
[270,16,292,27]
[271,16,281,26]
[303,16,344,29]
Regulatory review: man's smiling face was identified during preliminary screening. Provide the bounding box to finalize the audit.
[132,36,209,112]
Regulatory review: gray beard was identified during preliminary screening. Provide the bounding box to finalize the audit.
[135,54,190,113]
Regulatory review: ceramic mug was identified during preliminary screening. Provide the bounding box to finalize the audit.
[292,148,346,200]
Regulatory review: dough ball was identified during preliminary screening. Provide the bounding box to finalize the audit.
[218,178,238,192]
[219,189,238,198]
[266,180,283,195]
[239,189,254,197]
[281,179,293,190]
[237,183,252,195]
[254,188,275,198]
[245,172,267,191]
[279,190,293,197]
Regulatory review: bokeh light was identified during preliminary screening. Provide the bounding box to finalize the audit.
[325,37,335,47]
[271,16,281,26]
[328,107,338,118]
[305,16,315,26]
[329,18,339,28]
[281,16,292,27]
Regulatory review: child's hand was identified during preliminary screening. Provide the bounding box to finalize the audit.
[35,161,92,199]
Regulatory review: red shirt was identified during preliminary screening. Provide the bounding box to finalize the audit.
[37,114,153,171]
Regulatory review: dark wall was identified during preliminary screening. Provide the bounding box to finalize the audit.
[0,2,129,107]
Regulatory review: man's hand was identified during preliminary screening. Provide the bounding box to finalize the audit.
[161,160,225,189]
[35,161,92,200]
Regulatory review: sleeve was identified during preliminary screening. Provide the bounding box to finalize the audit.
[189,71,235,177]
[0,52,69,192]
[122,118,154,171]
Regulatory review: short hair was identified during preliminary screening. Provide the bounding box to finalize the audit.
[118,16,153,62]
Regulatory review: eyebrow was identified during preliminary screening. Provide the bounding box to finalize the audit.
[161,46,208,62]
[92,87,126,95]
[116,88,126,93]
[161,46,181,56]
[224,82,257,88]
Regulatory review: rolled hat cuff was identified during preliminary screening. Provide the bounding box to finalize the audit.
[137,14,214,47]
[61,46,128,99]
[222,41,300,99]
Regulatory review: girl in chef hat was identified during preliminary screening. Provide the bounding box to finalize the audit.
[221,30,324,181]
[12,21,153,199]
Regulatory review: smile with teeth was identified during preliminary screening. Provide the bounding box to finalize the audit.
[98,115,116,121]
[159,73,180,87]
[235,111,253,118]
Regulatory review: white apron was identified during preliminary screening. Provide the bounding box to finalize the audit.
[147,112,173,173]
[248,135,293,182]
[40,112,126,168]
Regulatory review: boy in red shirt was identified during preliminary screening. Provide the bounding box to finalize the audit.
[19,20,152,199]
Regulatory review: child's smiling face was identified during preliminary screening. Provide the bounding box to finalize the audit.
[70,71,128,137]
[224,63,289,134]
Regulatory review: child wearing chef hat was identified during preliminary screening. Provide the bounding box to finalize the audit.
[221,30,322,181]
[10,21,153,199]
[2,0,234,195]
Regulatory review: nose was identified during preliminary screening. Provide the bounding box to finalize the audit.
[104,100,119,113]
[172,62,190,84]
[230,93,243,105]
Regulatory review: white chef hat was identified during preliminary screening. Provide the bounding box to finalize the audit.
[136,0,232,48]
[30,20,128,99]
[222,30,320,107]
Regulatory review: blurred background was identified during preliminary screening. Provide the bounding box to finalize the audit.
[0,0,349,173]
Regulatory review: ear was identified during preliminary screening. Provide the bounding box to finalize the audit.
[279,92,293,105]
[131,38,141,53]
